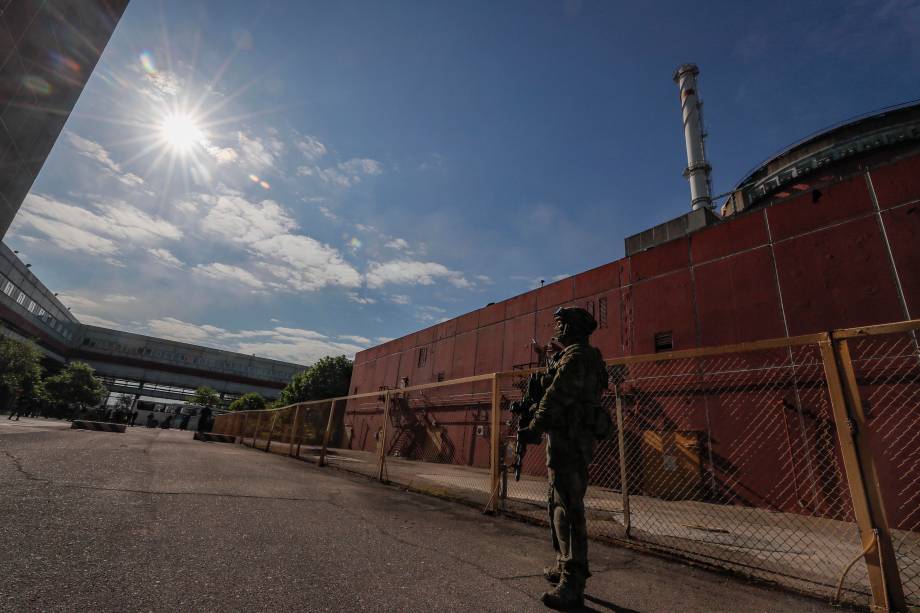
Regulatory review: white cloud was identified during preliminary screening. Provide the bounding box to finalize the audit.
[354,223,377,233]
[375,336,395,343]
[366,259,472,289]
[175,189,360,293]
[56,292,139,329]
[237,131,279,171]
[338,158,383,176]
[314,166,357,187]
[385,238,410,251]
[318,206,338,221]
[94,202,183,242]
[199,193,297,244]
[66,132,145,187]
[416,305,448,323]
[143,317,364,364]
[250,234,362,291]
[140,71,180,100]
[296,135,327,161]
[298,157,383,188]
[388,294,411,305]
[347,292,377,304]
[338,334,371,345]
[203,140,239,164]
[147,317,227,344]
[193,262,266,290]
[147,247,184,268]
[12,193,181,257]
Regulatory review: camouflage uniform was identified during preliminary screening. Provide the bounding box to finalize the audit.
[528,308,607,608]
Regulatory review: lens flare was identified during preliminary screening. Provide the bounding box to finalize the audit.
[140,50,157,74]
[22,75,51,96]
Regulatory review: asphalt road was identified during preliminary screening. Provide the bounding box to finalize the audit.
[0,418,843,612]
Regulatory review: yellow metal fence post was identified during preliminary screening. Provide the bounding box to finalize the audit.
[819,335,905,612]
[237,413,246,444]
[377,391,391,482]
[265,412,278,453]
[251,412,262,448]
[615,394,631,538]
[294,404,306,458]
[319,399,338,467]
[488,373,501,513]
[288,406,300,457]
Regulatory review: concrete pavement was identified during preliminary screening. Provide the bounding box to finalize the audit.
[0,417,846,612]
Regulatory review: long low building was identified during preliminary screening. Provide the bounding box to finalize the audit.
[0,242,305,402]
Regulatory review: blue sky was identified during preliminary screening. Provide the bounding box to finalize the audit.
[7,0,920,364]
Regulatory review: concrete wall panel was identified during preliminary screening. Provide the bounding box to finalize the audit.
[880,204,920,318]
[691,210,769,264]
[630,236,688,282]
[694,247,785,346]
[773,217,903,334]
[766,175,873,242]
[870,155,920,209]
[630,270,697,354]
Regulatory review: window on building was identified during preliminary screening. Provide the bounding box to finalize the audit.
[16,292,26,305]
[586,300,595,318]
[27,300,35,313]
[654,331,673,353]
[598,297,608,329]
[3,281,13,295]
[436,372,445,382]
[417,346,428,368]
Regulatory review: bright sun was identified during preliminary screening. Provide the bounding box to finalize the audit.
[160,113,203,151]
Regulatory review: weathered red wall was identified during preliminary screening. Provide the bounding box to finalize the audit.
[346,152,920,521]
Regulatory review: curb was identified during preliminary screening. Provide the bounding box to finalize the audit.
[193,432,235,444]
[71,420,126,433]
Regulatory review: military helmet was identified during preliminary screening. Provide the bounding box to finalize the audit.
[553,306,598,337]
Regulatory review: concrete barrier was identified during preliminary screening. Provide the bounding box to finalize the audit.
[193,432,235,444]
[70,420,126,433]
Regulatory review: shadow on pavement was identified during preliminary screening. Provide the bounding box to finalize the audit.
[582,594,642,612]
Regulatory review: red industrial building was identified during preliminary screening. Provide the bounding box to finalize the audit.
[343,99,920,529]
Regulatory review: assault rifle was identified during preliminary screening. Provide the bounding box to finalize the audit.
[508,339,562,481]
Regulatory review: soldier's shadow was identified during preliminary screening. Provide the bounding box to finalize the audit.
[579,594,642,613]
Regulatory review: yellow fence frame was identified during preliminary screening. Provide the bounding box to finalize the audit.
[214,318,920,612]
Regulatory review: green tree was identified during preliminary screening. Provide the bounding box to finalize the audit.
[191,386,221,409]
[278,356,352,443]
[0,335,44,411]
[44,361,106,410]
[228,392,266,412]
[278,356,352,405]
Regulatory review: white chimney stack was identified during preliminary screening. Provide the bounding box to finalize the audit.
[673,64,712,210]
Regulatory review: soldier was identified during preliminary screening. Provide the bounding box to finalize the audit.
[518,307,608,609]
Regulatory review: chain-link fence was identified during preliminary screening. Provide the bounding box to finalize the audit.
[833,325,920,609]
[210,320,920,611]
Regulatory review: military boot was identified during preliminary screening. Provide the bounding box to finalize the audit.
[542,564,562,584]
[540,573,584,610]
